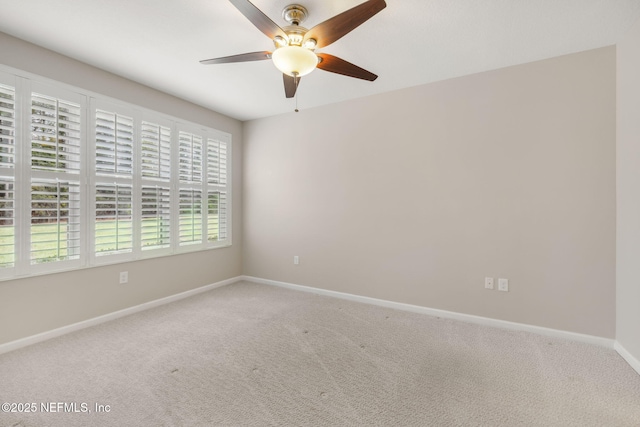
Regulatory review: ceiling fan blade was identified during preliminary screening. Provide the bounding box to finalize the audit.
[229,0,288,40]
[283,74,299,98]
[304,0,386,49]
[200,51,271,65]
[316,53,378,81]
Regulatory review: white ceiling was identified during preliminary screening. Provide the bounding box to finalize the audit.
[1,0,639,121]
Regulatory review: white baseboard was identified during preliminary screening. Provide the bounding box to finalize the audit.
[241,275,615,349]
[4,274,632,374]
[614,341,640,376]
[0,275,242,356]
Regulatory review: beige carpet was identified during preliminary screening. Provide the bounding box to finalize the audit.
[1,280,639,426]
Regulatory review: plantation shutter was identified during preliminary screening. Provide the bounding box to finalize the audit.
[141,122,171,180]
[178,130,203,248]
[30,180,81,264]
[0,83,16,169]
[0,70,231,281]
[93,107,134,258]
[141,186,171,250]
[0,83,15,270]
[207,191,228,242]
[206,139,228,243]
[179,188,202,245]
[179,132,203,183]
[95,110,134,175]
[0,179,15,269]
[31,94,81,173]
[138,119,172,255]
[95,183,133,254]
[207,139,227,185]
[30,91,83,267]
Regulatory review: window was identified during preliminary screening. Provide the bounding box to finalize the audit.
[0,80,16,275]
[178,131,203,247]
[93,107,134,258]
[176,128,230,250]
[206,138,229,243]
[139,120,172,255]
[0,67,231,280]
[28,86,85,273]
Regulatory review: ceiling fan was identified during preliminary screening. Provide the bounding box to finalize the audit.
[200,0,387,99]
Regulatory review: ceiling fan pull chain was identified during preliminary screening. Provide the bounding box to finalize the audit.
[294,72,300,112]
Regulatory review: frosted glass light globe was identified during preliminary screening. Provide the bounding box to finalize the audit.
[272,46,318,77]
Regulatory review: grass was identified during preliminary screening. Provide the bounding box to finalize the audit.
[0,216,222,267]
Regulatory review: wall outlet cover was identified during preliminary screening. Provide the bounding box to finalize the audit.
[484,277,494,289]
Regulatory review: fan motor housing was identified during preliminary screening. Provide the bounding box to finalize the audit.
[282,4,308,25]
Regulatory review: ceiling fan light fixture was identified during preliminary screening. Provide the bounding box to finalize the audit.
[200,0,386,99]
[272,45,318,77]
[303,38,317,49]
[274,35,288,47]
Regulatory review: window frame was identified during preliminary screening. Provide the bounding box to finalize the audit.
[0,65,232,281]
[175,122,232,254]
[24,81,88,276]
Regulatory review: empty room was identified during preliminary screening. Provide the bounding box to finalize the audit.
[1,0,640,425]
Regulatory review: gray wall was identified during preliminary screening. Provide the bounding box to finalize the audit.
[0,33,243,345]
[617,18,640,362]
[0,31,621,346]
[243,47,616,338]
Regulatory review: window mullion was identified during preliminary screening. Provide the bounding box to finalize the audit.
[56,181,61,259]
[54,99,60,170]
[87,97,98,266]
[15,76,30,276]
[131,112,141,259]
[114,117,119,175]
[201,134,207,245]
[18,77,35,275]
[170,123,179,253]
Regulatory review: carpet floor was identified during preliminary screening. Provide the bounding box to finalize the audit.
[1,280,639,426]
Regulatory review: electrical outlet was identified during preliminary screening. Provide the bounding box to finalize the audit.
[119,271,128,284]
[293,256,299,265]
[485,277,494,290]
[498,278,509,292]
